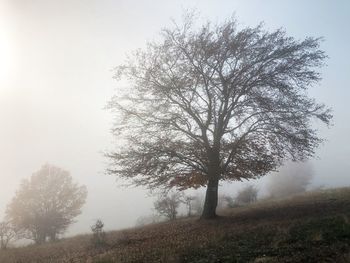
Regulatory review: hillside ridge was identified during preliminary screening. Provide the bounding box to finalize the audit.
[0,187,349,263]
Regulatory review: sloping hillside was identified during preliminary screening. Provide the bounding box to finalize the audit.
[0,187,349,263]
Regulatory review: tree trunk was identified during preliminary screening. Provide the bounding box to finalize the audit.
[201,176,219,219]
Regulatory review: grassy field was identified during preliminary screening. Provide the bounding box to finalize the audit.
[0,187,349,263]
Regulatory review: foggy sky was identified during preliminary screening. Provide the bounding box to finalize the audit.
[0,0,349,236]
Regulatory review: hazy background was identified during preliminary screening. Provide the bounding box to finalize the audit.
[0,0,349,236]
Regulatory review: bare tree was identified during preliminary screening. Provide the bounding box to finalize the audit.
[0,221,16,249]
[154,192,182,220]
[107,14,332,219]
[267,162,313,198]
[183,195,196,217]
[235,185,258,205]
[91,219,106,247]
[6,164,87,244]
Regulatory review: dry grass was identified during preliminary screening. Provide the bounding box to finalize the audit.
[0,187,349,263]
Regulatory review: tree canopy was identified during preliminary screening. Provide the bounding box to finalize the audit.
[6,164,87,244]
[107,15,332,218]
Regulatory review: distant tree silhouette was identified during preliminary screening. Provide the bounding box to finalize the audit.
[183,195,196,217]
[6,164,87,244]
[91,219,106,247]
[107,13,332,219]
[0,221,16,249]
[235,185,258,205]
[154,192,182,220]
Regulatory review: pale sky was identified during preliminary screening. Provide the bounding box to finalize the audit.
[0,0,349,236]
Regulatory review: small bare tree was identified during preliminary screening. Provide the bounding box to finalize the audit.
[235,185,258,205]
[154,192,182,220]
[0,221,16,250]
[91,219,106,247]
[183,195,196,217]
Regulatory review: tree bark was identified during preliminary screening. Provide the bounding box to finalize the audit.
[201,176,219,219]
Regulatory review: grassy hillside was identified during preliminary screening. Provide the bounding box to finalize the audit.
[0,187,349,263]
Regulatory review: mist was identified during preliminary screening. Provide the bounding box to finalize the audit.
[266,162,314,199]
[0,0,349,241]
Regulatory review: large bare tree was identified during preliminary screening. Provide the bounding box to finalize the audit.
[6,164,87,244]
[107,15,332,219]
